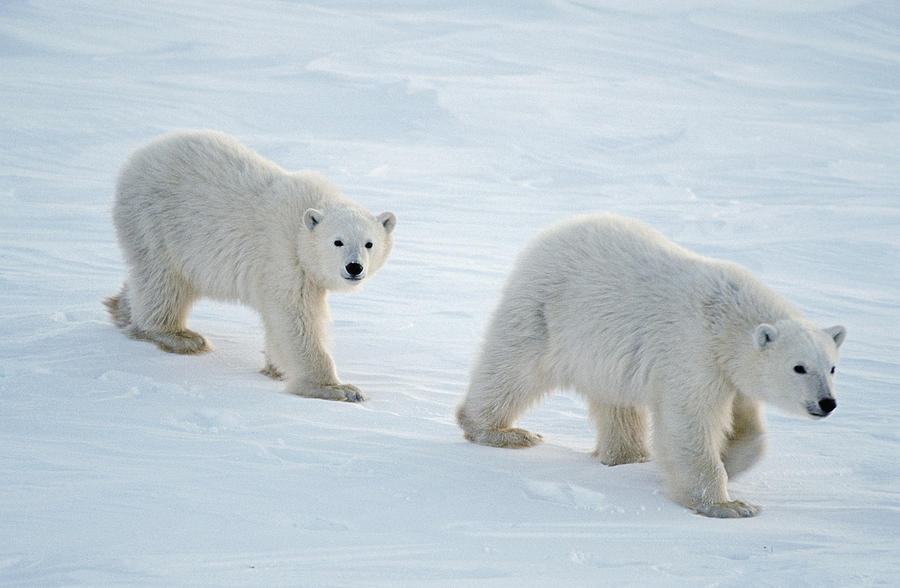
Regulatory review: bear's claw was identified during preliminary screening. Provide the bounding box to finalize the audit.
[260,363,285,381]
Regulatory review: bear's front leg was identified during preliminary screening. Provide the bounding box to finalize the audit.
[653,400,759,518]
[722,392,767,479]
[262,297,367,403]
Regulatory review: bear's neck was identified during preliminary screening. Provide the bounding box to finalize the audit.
[704,261,800,376]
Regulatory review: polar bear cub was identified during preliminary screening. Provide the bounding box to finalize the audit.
[106,130,396,402]
[457,214,846,517]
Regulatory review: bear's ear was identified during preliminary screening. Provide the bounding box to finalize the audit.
[377,211,397,234]
[824,325,846,348]
[753,323,778,350]
[304,208,323,230]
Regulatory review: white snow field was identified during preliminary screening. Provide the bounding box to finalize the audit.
[1,1,898,585]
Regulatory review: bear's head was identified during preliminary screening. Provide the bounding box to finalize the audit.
[744,319,846,419]
[301,206,396,291]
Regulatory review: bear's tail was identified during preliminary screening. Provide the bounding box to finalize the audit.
[104,284,132,329]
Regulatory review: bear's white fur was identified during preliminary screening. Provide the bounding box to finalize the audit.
[456,214,846,517]
[106,130,396,402]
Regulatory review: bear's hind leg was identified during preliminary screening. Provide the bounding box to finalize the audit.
[123,273,212,355]
[260,332,285,380]
[104,284,133,328]
[722,392,767,479]
[588,402,650,466]
[456,364,546,449]
[457,294,553,448]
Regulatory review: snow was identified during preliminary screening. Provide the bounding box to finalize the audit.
[1,0,898,585]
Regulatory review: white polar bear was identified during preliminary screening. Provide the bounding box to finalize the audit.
[106,130,396,402]
[456,214,846,517]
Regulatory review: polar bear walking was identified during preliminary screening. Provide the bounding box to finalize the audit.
[456,214,845,517]
[106,130,396,402]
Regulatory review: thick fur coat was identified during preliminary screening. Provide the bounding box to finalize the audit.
[457,214,845,517]
[107,130,396,402]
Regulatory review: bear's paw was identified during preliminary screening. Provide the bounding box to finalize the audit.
[696,500,759,518]
[464,427,544,449]
[291,383,368,403]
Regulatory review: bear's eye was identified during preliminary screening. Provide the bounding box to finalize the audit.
[365,242,373,249]
[830,366,836,374]
[334,240,343,247]
[793,364,807,374]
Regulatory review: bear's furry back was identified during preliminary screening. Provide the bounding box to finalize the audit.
[112,130,356,305]
[485,214,802,401]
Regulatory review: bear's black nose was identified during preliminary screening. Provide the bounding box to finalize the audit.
[818,398,836,414]
[346,262,363,277]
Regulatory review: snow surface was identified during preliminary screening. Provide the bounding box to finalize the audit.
[1,0,898,585]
